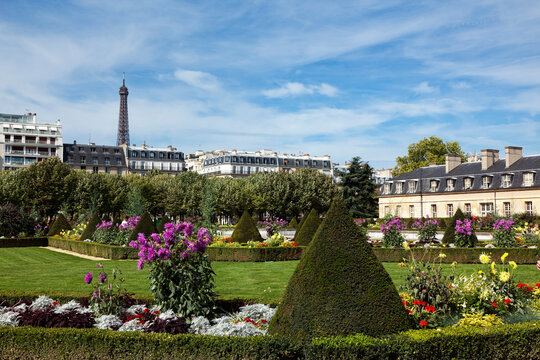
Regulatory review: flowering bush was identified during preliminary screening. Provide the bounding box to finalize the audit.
[354,218,369,228]
[493,218,517,247]
[33,224,48,236]
[92,216,140,246]
[60,222,86,240]
[264,233,286,246]
[258,217,288,237]
[381,217,406,247]
[84,263,129,315]
[514,222,540,245]
[454,219,477,247]
[412,216,439,242]
[209,237,242,248]
[401,293,444,328]
[129,222,215,318]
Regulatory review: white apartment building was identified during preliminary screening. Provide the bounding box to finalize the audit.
[0,113,63,170]
[123,143,185,175]
[199,149,333,177]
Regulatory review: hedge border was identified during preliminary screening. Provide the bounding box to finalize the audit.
[0,237,48,248]
[48,237,138,260]
[0,321,538,359]
[208,247,305,262]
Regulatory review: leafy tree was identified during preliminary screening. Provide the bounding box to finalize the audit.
[337,157,378,218]
[393,136,465,177]
[289,169,339,216]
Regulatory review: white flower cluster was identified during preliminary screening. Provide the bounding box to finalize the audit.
[0,310,21,327]
[54,300,92,314]
[29,295,55,311]
[94,315,123,330]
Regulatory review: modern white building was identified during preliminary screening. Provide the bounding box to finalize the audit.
[198,149,333,177]
[0,113,63,170]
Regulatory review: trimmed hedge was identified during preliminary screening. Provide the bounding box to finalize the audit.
[307,321,540,360]
[442,208,467,244]
[269,197,413,343]
[208,247,305,262]
[128,212,157,241]
[46,213,71,236]
[0,236,48,248]
[231,210,263,243]
[288,218,298,228]
[293,209,321,246]
[78,213,101,241]
[48,237,138,260]
[372,247,539,264]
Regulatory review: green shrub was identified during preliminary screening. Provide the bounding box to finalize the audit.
[442,208,466,244]
[48,237,139,259]
[293,209,321,246]
[156,214,171,233]
[128,212,156,241]
[288,218,298,228]
[0,237,49,248]
[269,196,413,343]
[207,247,304,262]
[231,210,263,244]
[297,213,308,231]
[78,213,101,241]
[47,213,72,236]
[0,203,33,237]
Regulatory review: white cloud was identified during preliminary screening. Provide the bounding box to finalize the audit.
[262,82,338,98]
[413,81,438,94]
[174,69,221,91]
[450,81,471,89]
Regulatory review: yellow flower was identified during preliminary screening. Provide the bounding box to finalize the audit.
[398,262,406,268]
[499,271,510,282]
[451,261,457,267]
[509,261,517,269]
[478,270,483,275]
[479,253,491,264]
[501,253,509,263]
[439,253,447,259]
[491,262,497,275]
[402,241,410,250]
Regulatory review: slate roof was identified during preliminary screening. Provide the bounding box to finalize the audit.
[380,155,540,196]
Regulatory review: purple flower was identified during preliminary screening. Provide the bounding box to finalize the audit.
[137,258,145,270]
[164,222,175,231]
[157,248,170,259]
[129,240,139,249]
[99,274,107,283]
[150,233,161,243]
[180,250,190,259]
[84,272,93,284]
[96,263,103,268]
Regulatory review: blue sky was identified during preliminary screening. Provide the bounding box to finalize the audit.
[1,0,540,169]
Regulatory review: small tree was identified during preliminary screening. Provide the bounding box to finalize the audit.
[442,208,466,244]
[47,213,72,236]
[128,212,156,241]
[231,210,263,243]
[79,213,101,241]
[337,157,378,218]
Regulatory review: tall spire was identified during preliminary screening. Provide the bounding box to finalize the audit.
[117,73,130,146]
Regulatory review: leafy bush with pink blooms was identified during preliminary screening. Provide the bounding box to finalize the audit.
[129,222,215,318]
[493,218,517,247]
[381,217,406,247]
[258,217,288,237]
[92,216,140,246]
[454,219,478,247]
[412,216,439,242]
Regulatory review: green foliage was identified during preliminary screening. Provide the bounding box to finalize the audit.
[442,208,466,244]
[207,247,304,262]
[393,136,466,177]
[288,217,298,228]
[86,265,129,315]
[454,313,503,327]
[293,208,321,246]
[48,237,138,259]
[0,203,33,236]
[269,197,413,342]
[231,211,263,243]
[297,213,307,231]
[47,213,72,236]
[128,212,156,241]
[337,157,378,218]
[125,185,147,217]
[156,215,171,233]
[0,237,49,248]
[78,213,101,241]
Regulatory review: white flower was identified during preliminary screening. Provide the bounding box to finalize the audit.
[118,318,150,332]
[158,309,177,320]
[237,304,276,322]
[94,315,123,330]
[189,316,211,334]
[30,296,55,311]
[126,304,147,315]
[0,311,21,327]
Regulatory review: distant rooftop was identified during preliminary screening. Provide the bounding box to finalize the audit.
[0,113,36,124]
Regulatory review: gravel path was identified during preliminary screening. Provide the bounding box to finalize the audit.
[40,246,108,261]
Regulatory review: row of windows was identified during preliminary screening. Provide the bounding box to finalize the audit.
[79,166,122,175]
[384,201,534,218]
[69,156,124,166]
[70,147,122,154]
[387,173,536,194]
[129,150,183,160]
[203,156,331,168]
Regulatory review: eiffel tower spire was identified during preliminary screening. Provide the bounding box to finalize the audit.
[117,72,130,146]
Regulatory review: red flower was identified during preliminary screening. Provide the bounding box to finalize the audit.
[153,310,160,315]
[126,316,134,322]
[402,301,409,306]
[449,284,454,288]
[52,301,58,306]
[419,320,428,327]
[261,319,267,324]
[491,302,498,307]
[424,305,436,313]
[504,299,512,304]
[536,283,540,288]
[517,283,527,288]
[407,309,412,314]
[144,308,149,313]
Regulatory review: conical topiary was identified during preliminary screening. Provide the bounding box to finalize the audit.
[442,208,466,244]
[297,212,308,231]
[268,197,413,343]
[128,212,157,241]
[288,218,298,228]
[293,209,321,246]
[47,213,72,236]
[231,210,263,243]
[156,214,172,233]
[78,213,101,241]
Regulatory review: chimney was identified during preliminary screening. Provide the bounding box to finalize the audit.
[445,154,461,173]
[505,146,522,168]
[481,149,499,170]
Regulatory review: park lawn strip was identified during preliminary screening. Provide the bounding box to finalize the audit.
[0,248,539,302]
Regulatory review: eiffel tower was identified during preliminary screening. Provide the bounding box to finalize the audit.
[116,73,130,146]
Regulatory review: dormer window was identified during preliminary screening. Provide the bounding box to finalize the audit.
[384,183,391,194]
[464,177,473,190]
[482,176,492,189]
[502,174,512,188]
[395,182,403,194]
[446,179,455,191]
[430,180,438,192]
[523,172,534,187]
[408,181,417,193]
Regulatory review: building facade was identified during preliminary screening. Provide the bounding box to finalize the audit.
[198,149,332,177]
[379,146,540,218]
[63,142,127,174]
[0,113,63,170]
[124,144,185,175]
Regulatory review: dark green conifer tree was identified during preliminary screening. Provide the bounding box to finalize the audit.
[338,157,377,218]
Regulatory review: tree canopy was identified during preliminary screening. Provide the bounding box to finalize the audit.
[337,157,378,218]
[393,136,466,177]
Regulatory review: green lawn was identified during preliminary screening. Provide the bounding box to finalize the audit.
[1,248,538,303]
